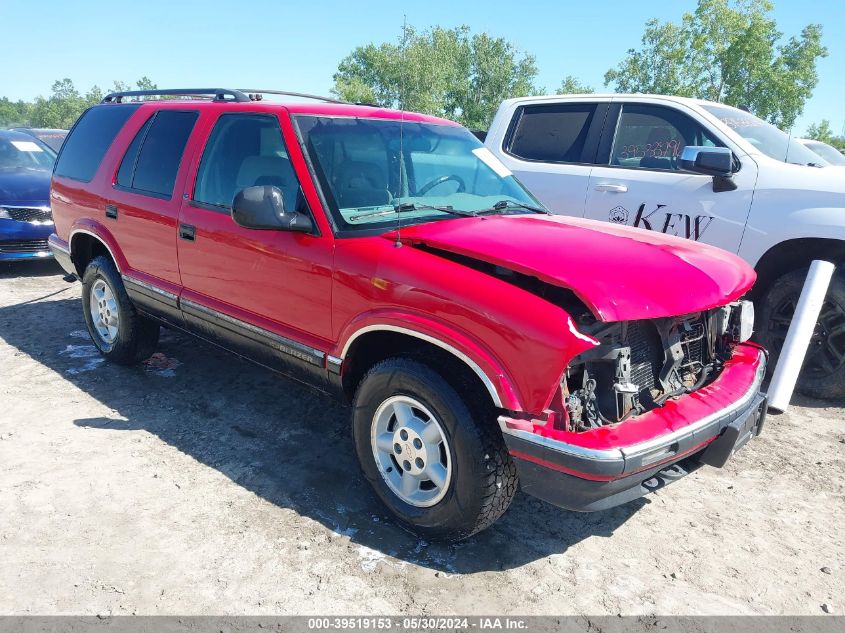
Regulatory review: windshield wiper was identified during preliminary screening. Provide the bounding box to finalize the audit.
[475,200,551,215]
[349,202,477,222]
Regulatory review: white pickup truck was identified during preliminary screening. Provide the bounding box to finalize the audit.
[485,94,845,399]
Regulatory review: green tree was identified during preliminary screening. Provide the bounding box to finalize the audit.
[29,78,88,128]
[135,76,158,92]
[806,120,845,151]
[332,24,539,129]
[0,98,32,127]
[604,0,827,128]
[806,119,834,144]
[556,76,594,95]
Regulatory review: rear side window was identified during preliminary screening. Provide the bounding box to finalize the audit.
[54,104,140,182]
[506,103,597,163]
[116,116,153,188]
[117,110,198,197]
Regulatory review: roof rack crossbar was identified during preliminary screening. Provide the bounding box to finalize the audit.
[237,89,345,104]
[101,88,251,103]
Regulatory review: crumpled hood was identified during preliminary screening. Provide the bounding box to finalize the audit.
[0,167,51,205]
[391,214,755,322]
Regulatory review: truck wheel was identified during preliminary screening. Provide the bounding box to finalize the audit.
[757,269,845,400]
[352,357,517,541]
[81,255,159,365]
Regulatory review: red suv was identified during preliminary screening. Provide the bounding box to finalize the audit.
[49,88,767,541]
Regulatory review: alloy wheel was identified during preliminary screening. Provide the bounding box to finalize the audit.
[89,278,120,344]
[370,395,452,507]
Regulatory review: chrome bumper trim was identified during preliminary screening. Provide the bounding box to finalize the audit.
[498,349,767,464]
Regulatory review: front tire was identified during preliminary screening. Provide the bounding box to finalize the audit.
[81,255,160,365]
[352,357,517,541]
[757,268,845,400]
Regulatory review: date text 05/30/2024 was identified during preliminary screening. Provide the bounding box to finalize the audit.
[306,617,528,630]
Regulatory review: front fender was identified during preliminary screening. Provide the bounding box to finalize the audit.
[741,205,845,269]
[331,237,600,414]
[335,310,524,410]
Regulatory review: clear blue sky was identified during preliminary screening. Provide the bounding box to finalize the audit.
[1,0,842,134]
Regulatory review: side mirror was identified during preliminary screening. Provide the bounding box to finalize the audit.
[231,185,313,233]
[679,146,737,192]
[680,146,733,177]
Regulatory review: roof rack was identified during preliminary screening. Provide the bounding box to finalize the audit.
[237,89,345,104]
[101,88,251,103]
[101,88,354,106]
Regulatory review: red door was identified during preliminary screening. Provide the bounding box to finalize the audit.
[107,107,201,291]
[176,108,334,355]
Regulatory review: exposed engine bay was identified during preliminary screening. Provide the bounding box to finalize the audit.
[562,302,754,432]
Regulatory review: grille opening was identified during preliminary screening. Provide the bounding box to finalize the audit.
[0,239,50,254]
[1,207,53,223]
[563,311,724,432]
[627,320,663,393]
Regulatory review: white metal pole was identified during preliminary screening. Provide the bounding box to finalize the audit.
[767,260,836,413]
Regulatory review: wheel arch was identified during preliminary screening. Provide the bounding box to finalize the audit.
[69,226,124,278]
[752,237,845,300]
[338,324,520,411]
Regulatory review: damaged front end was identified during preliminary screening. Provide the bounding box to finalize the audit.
[498,299,765,513]
[561,301,755,432]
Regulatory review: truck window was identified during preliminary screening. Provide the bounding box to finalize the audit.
[193,113,304,212]
[295,115,541,232]
[116,116,154,188]
[702,104,827,166]
[506,103,597,163]
[610,104,719,171]
[54,104,140,182]
[117,110,198,198]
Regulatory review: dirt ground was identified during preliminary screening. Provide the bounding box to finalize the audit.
[0,260,843,617]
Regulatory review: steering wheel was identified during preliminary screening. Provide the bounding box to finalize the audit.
[417,174,466,196]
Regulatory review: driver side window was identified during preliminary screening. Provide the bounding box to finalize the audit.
[610,104,719,171]
[193,113,306,213]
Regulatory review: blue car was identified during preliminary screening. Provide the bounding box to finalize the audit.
[0,129,57,262]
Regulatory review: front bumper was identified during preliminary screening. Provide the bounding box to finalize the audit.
[499,345,767,511]
[0,219,53,262]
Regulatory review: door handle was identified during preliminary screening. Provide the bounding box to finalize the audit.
[105,204,118,219]
[179,224,196,241]
[594,183,628,193]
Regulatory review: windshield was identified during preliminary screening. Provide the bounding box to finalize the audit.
[294,116,543,231]
[801,140,845,166]
[702,105,827,166]
[0,135,57,170]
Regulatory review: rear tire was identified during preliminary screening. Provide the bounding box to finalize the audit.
[352,357,517,541]
[81,255,159,365]
[757,268,845,400]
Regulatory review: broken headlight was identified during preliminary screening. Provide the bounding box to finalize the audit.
[718,300,755,343]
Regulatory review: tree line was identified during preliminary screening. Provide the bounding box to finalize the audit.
[1,1,836,146]
[0,77,158,130]
[805,120,845,152]
[332,0,828,132]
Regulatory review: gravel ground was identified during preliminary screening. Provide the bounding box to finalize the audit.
[1,261,843,616]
